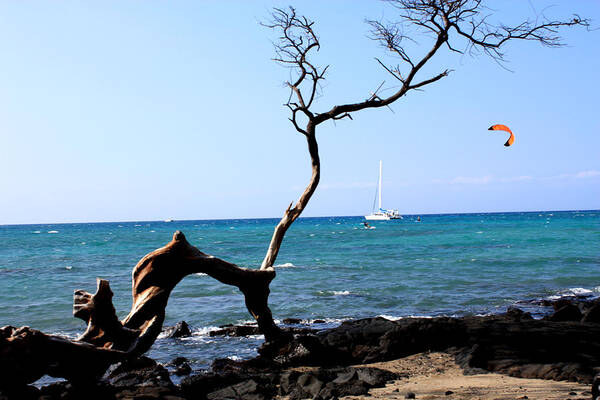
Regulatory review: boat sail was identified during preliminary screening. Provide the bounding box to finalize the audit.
[365,160,402,220]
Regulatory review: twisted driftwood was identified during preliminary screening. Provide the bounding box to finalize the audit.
[0,231,280,388]
[75,230,280,352]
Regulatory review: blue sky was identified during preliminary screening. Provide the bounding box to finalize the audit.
[1,1,599,224]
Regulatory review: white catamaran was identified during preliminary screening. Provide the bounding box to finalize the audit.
[365,160,402,221]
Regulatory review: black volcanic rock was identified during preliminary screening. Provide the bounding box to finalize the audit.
[102,356,173,388]
[506,307,533,321]
[164,321,192,338]
[283,318,303,324]
[206,379,269,400]
[257,312,600,383]
[0,385,40,400]
[547,304,582,322]
[582,303,600,323]
[279,366,398,399]
[209,325,260,337]
[174,362,192,376]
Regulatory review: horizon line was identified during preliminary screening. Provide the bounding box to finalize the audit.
[1,208,597,227]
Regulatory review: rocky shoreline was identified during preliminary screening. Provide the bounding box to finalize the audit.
[2,296,600,400]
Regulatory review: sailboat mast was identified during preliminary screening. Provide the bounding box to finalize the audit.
[378,160,382,210]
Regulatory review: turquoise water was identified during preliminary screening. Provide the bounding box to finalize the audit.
[1,211,599,373]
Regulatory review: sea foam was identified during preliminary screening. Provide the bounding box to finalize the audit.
[274,262,295,268]
[547,287,595,300]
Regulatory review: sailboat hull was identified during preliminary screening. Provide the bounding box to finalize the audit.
[365,214,389,220]
[364,211,402,220]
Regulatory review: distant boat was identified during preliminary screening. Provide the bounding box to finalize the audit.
[365,160,402,221]
[164,219,174,223]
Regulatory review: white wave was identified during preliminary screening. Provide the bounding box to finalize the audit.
[378,314,434,321]
[47,230,59,234]
[377,314,403,321]
[547,287,595,300]
[194,273,207,277]
[274,262,295,268]
[246,334,264,339]
[194,326,221,336]
[318,290,353,296]
[332,290,351,296]
[32,231,41,234]
[274,317,347,325]
[565,287,593,296]
[235,319,258,326]
[474,312,494,317]
[157,332,167,339]
[310,317,348,325]
[157,325,219,340]
[150,230,156,233]
[43,331,78,341]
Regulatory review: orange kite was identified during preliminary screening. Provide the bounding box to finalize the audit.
[488,124,514,147]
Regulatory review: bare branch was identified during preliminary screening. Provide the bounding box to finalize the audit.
[367,19,416,68]
[375,58,405,83]
[263,6,326,131]
[379,0,590,63]
[332,113,353,121]
[408,69,451,90]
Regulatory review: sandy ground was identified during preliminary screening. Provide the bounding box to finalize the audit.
[342,352,591,400]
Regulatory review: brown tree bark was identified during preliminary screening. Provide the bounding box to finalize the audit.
[74,230,282,353]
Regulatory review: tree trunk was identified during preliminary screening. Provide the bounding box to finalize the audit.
[261,127,320,270]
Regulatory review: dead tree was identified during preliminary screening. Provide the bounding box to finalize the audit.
[259,0,586,270]
[0,0,588,388]
[73,231,281,350]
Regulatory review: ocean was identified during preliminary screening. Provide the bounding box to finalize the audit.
[1,211,598,380]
